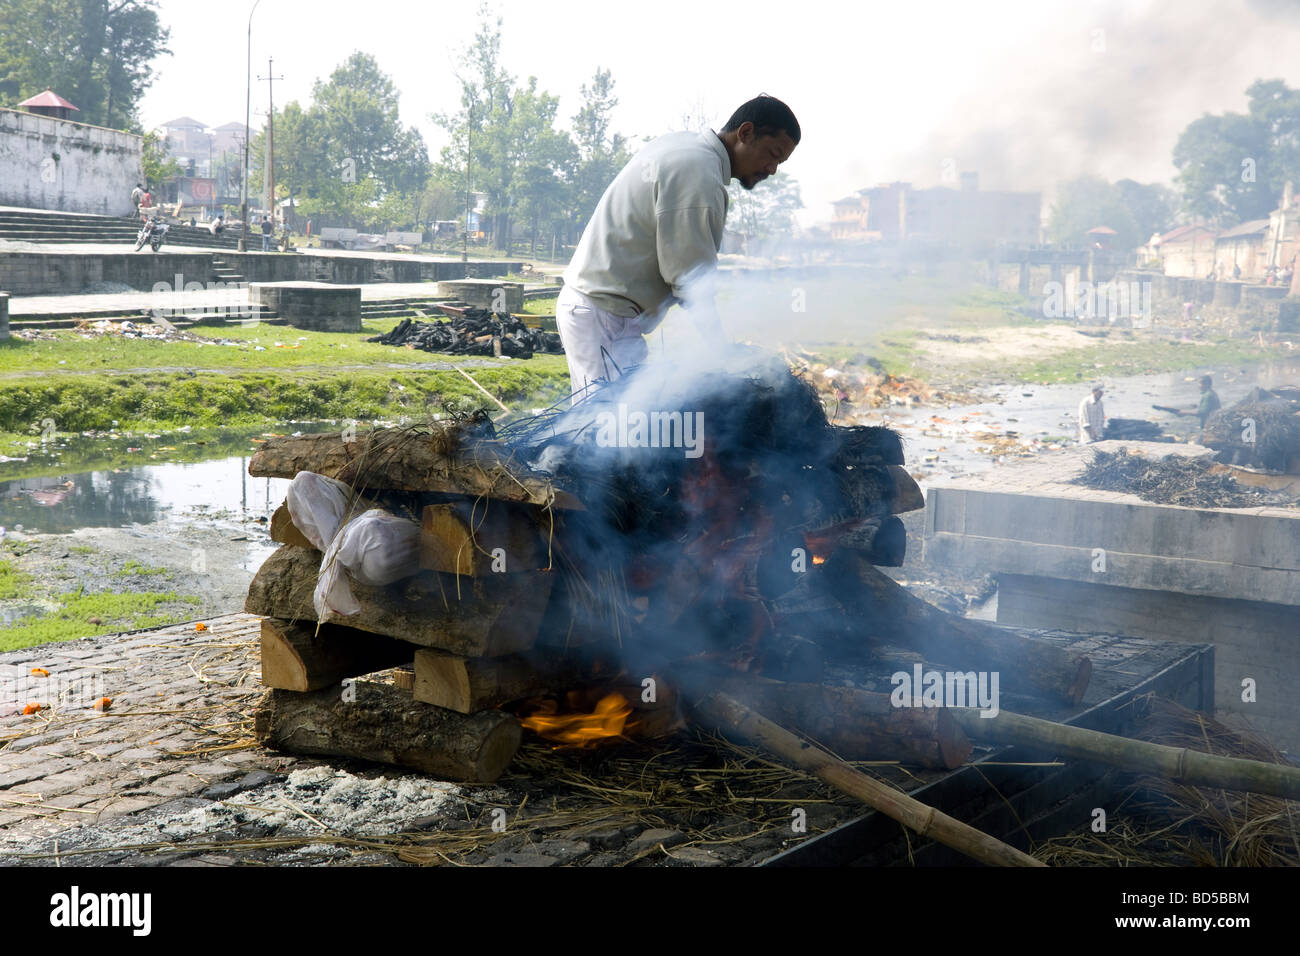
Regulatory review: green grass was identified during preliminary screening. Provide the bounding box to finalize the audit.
[0,361,570,440]
[112,560,171,579]
[0,318,450,374]
[67,545,95,555]
[0,559,33,600]
[0,587,203,651]
[978,337,1273,384]
[522,296,558,315]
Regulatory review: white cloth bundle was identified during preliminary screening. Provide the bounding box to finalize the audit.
[283,472,421,620]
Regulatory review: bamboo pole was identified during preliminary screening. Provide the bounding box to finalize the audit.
[453,364,511,414]
[948,708,1300,801]
[692,691,1045,867]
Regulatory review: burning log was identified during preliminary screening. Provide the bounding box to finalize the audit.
[259,617,414,691]
[823,551,1091,705]
[709,675,971,769]
[248,426,583,510]
[692,690,1043,866]
[419,502,553,576]
[245,545,554,657]
[413,647,586,714]
[254,682,521,783]
[804,514,907,567]
[948,708,1300,800]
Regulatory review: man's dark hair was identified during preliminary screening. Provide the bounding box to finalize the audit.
[721,94,800,145]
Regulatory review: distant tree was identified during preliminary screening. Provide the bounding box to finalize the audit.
[432,6,572,253]
[1113,179,1179,244]
[1049,177,1154,250]
[0,0,170,130]
[1172,78,1300,224]
[249,52,429,229]
[568,67,631,240]
[726,172,803,253]
[141,128,179,188]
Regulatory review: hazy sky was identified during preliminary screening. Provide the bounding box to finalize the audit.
[140,0,1300,225]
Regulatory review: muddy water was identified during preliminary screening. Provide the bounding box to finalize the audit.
[1,440,293,627]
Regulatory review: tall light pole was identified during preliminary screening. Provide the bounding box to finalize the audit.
[239,0,263,251]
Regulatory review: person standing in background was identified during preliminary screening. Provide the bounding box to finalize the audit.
[1078,384,1106,443]
[131,183,143,216]
[1196,375,1221,428]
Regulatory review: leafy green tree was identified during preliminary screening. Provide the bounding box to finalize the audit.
[432,6,573,252]
[0,0,169,130]
[568,68,631,239]
[141,128,179,188]
[248,52,429,229]
[1049,177,1141,249]
[726,172,803,252]
[1173,79,1300,224]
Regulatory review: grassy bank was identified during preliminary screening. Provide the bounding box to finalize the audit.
[965,335,1274,384]
[0,549,202,651]
[0,361,569,449]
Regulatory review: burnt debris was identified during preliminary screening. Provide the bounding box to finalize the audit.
[367,310,564,359]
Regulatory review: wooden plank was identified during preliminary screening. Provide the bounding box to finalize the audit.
[254,682,521,783]
[245,545,555,656]
[258,617,414,691]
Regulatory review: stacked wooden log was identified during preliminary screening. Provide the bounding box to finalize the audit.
[247,421,581,784]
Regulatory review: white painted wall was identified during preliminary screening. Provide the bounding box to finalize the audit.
[0,108,143,216]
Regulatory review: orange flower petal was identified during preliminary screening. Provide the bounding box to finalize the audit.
[92,697,113,711]
[21,703,42,715]
[195,622,208,632]
[30,667,49,677]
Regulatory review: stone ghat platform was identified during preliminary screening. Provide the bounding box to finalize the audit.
[924,440,1300,753]
[0,246,522,296]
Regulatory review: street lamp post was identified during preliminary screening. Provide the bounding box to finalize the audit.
[239,0,263,252]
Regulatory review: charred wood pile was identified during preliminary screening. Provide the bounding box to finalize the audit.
[241,350,1300,864]
[366,309,563,358]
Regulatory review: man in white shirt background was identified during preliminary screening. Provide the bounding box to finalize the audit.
[1078,384,1106,443]
[558,94,800,399]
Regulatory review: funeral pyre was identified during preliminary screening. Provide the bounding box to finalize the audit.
[236,349,1300,863]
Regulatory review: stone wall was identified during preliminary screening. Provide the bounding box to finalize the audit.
[0,108,142,216]
[0,250,522,296]
[996,573,1298,752]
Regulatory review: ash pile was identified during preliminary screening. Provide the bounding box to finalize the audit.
[241,348,1091,791]
[367,310,563,358]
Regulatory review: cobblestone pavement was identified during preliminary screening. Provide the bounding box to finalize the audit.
[0,614,314,865]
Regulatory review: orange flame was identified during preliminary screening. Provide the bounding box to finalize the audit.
[519,692,633,749]
[811,554,826,565]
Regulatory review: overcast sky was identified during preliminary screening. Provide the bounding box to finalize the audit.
[140,0,1300,225]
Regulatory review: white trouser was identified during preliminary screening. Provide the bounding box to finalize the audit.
[556,285,649,401]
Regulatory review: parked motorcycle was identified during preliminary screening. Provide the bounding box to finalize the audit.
[134,216,170,252]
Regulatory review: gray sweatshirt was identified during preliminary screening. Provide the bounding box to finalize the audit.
[563,130,731,331]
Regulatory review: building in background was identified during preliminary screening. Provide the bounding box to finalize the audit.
[831,175,1040,245]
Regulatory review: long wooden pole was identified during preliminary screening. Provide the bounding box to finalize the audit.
[692,691,1045,867]
[948,708,1300,801]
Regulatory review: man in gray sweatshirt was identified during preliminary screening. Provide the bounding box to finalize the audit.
[558,94,800,399]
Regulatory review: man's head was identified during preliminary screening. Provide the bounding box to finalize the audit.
[1092,385,1104,399]
[719,94,800,190]
[1200,375,1213,391]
